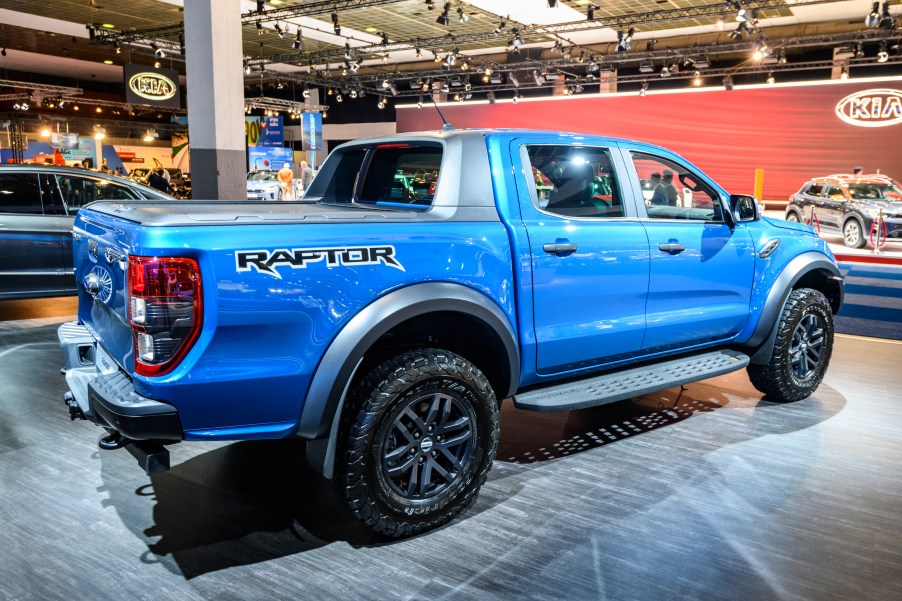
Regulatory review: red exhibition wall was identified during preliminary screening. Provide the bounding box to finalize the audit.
[396,77,902,201]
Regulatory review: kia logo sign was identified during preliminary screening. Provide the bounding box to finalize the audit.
[835,88,902,128]
[128,72,177,102]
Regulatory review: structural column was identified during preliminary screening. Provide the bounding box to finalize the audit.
[184,0,246,200]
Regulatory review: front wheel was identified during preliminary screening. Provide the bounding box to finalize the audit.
[747,288,834,402]
[843,218,867,248]
[337,349,499,538]
[785,212,800,223]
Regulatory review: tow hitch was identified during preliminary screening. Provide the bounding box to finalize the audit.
[64,392,86,421]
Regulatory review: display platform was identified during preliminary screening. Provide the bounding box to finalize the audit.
[0,301,900,601]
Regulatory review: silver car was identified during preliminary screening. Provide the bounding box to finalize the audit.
[0,164,171,299]
[247,170,284,200]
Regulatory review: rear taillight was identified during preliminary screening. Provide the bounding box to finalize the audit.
[128,256,202,376]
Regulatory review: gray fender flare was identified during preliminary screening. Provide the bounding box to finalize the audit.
[299,282,520,478]
[744,252,843,364]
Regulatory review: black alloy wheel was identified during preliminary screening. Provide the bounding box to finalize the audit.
[337,348,499,537]
[379,392,476,499]
[747,288,835,402]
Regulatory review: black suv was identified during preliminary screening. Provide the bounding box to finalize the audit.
[0,164,171,300]
[786,174,902,248]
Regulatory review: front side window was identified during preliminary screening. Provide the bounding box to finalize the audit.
[524,145,624,218]
[56,175,137,212]
[357,144,442,208]
[0,173,43,214]
[630,152,723,221]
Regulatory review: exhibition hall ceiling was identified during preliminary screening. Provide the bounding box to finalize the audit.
[0,0,898,85]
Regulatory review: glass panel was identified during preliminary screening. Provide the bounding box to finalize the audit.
[525,145,624,218]
[631,152,723,222]
[358,145,442,208]
[0,173,44,214]
[56,175,137,212]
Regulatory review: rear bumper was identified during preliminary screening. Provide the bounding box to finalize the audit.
[58,321,183,441]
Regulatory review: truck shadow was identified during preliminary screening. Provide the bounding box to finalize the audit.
[104,375,845,580]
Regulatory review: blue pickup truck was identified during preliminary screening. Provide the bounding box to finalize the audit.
[59,129,843,537]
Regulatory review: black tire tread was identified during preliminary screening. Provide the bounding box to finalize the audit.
[747,288,834,402]
[336,348,499,538]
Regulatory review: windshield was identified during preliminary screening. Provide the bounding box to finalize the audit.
[847,183,902,201]
[248,171,278,182]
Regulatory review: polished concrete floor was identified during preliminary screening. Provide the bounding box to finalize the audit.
[0,299,900,601]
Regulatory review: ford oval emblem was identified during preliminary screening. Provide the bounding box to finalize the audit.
[128,71,177,102]
[835,88,902,128]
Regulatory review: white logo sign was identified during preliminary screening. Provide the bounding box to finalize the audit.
[128,72,177,102]
[835,88,902,128]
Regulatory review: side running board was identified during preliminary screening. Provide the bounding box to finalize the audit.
[513,350,750,412]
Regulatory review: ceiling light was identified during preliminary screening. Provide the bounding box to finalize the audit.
[94,131,106,140]
[377,97,387,109]
[660,64,671,78]
[274,23,285,38]
[293,29,302,50]
[457,7,469,23]
[840,66,849,80]
[866,2,880,27]
[256,20,264,35]
[512,30,524,47]
[547,0,557,7]
[154,60,161,68]
[587,5,596,20]
[114,42,120,54]
[437,3,451,26]
[381,31,389,45]
[512,91,520,104]
[639,81,648,96]
[736,8,749,22]
[96,106,102,113]
[509,73,520,87]
[723,75,734,90]
[335,93,343,103]
[425,0,435,9]
[716,17,725,30]
[877,40,889,62]
[41,127,51,137]
[493,18,506,34]
[349,89,358,99]
[332,12,341,35]
[766,71,775,85]
[302,88,311,98]
[692,71,702,86]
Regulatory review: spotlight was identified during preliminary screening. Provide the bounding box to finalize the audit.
[777,49,787,64]
[512,91,520,104]
[840,66,849,80]
[244,61,252,74]
[879,2,897,29]
[436,2,451,26]
[381,31,389,45]
[302,88,311,98]
[256,20,263,35]
[425,0,435,9]
[458,7,469,23]
[417,95,424,108]
[877,40,889,62]
[616,28,634,52]
[486,91,496,104]
[855,42,864,58]
[257,0,265,12]
[533,70,544,86]
[723,75,734,90]
[587,5,596,21]
[332,12,341,35]
[508,73,519,87]
[660,64,671,78]
[493,18,506,35]
[866,2,880,27]
[639,81,648,97]
[382,79,390,89]
[276,80,285,89]
[645,39,657,52]
[692,71,702,86]
[350,61,359,73]
[114,42,120,54]
[377,97,387,109]
[766,71,775,85]
[512,30,524,47]
[293,29,302,50]
[349,89,358,99]
[415,47,422,58]
[154,60,161,68]
[274,23,284,39]
[547,0,557,7]
[388,83,398,96]
[716,17,725,30]
[335,93,343,102]
[41,127,51,137]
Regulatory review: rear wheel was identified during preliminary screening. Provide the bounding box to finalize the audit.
[843,218,867,248]
[785,212,800,223]
[337,349,499,537]
[747,288,834,402]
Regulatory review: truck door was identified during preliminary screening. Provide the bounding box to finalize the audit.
[625,150,756,351]
[511,141,650,376]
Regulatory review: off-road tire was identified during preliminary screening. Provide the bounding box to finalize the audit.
[336,349,499,538]
[842,218,867,249]
[747,288,834,402]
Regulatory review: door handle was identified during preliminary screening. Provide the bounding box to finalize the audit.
[543,242,578,256]
[658,242,686,255]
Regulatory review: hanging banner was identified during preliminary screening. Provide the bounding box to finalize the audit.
[58,136,98,165]
[124,63,181,109]
[171,115,190,173]
[245,116,284,147]
[248,146,292,171]
[302,112,324,151]
[50,132,78,149]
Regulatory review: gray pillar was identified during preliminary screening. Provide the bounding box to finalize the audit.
[184,0,246,200]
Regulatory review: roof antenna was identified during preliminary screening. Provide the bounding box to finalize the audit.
[430,93,454,131]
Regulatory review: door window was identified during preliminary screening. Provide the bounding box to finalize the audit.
[0,172,44,214]
[522,145,623,218]
[805,183,823,196]
[56,175,137,212]
[630,152,723,221]
[822,185,844,200]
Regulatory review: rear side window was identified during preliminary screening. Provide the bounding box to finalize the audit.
[805,183,823,196]
[357,144,442,208]
[56,175,137,212]
[0,173,43,214]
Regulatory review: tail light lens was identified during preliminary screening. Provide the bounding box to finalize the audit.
[128,256,203,376]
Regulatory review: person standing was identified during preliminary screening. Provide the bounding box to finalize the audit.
[277,162,294,200]
[148,169,172,194]
[300,161,314,194]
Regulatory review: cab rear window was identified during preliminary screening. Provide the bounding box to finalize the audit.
[357,144,442,209]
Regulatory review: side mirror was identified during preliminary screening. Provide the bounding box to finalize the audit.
[730,194,760,222]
